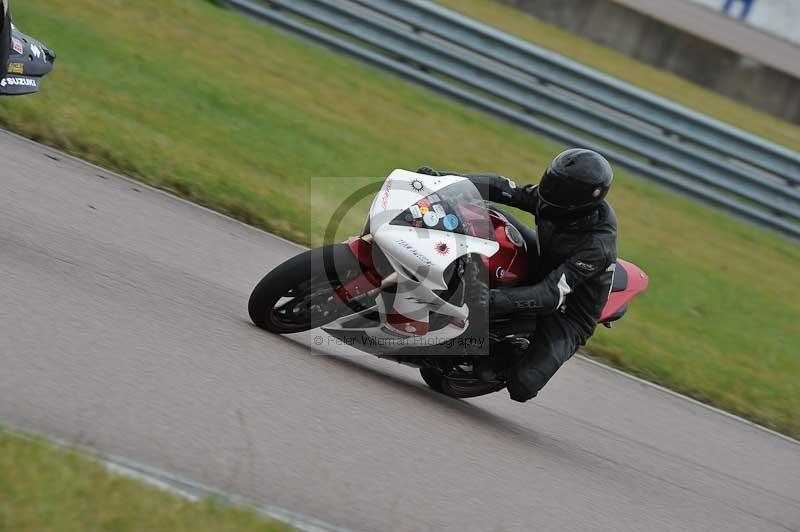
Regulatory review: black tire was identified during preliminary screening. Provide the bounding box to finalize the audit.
[419,367,445,393]
[416,257,503,399]
[248,244,369,334]
[419,368,506,399]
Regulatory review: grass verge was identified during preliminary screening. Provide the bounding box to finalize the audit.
[0,428,289,532]
[0,0,798,437]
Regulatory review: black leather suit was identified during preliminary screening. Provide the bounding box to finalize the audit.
[463,172,618,401]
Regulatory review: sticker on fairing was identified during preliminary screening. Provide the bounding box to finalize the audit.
[0,77,37,88]
[423,212,439,227]
[409,205,423,219]
[443,214,460,231]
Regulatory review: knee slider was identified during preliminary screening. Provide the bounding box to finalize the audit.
[508,354,562,401]
[507,367,546,402]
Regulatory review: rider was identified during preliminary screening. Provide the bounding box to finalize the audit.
[418,148,618,402]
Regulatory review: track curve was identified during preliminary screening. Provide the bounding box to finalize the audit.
[1,130,798,532]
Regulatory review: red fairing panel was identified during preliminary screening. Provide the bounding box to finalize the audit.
[333,238,381,303]
[599,259,649,322]
[483,210,529,287]
[348,237,375,269]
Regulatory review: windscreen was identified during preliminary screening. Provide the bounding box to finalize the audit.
[390,180,496,241]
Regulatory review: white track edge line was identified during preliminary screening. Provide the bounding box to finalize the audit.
[2,423,358,532]
[576,353,800,446]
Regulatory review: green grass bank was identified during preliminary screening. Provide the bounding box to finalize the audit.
[0,0,798,439]
[0,429,289,532]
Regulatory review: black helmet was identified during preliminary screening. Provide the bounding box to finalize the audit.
[537,149,613,219]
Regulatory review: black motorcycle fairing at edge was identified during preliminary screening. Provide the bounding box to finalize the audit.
[1,1,55,96]
[1,1,9,79]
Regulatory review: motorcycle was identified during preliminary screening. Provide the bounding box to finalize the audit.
[1,1,55,96]
[249,170,648,398]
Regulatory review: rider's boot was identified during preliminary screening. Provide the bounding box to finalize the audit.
[475,339,528,382]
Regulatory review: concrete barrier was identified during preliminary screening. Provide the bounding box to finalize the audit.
[690,0,800,45]
[490,0,800,125]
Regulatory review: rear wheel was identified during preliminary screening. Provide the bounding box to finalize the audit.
[248,244,372,334]
[417,257,504,398]
[420,367,506,398]
[419,367,445,393]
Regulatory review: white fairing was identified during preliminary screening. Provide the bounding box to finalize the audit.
[322,170,499,351]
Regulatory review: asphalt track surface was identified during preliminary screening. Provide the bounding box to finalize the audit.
[1,130,799,532]
[616,0,800,78]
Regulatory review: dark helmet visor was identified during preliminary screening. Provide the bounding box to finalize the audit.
[538,170,604,209]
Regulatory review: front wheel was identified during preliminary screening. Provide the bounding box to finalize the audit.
[248,244,372,334]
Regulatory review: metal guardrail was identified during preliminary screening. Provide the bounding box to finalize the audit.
[223,0,800,239]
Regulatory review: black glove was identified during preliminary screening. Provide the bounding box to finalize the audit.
[416,166,440,176]
[489,288,515,316]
